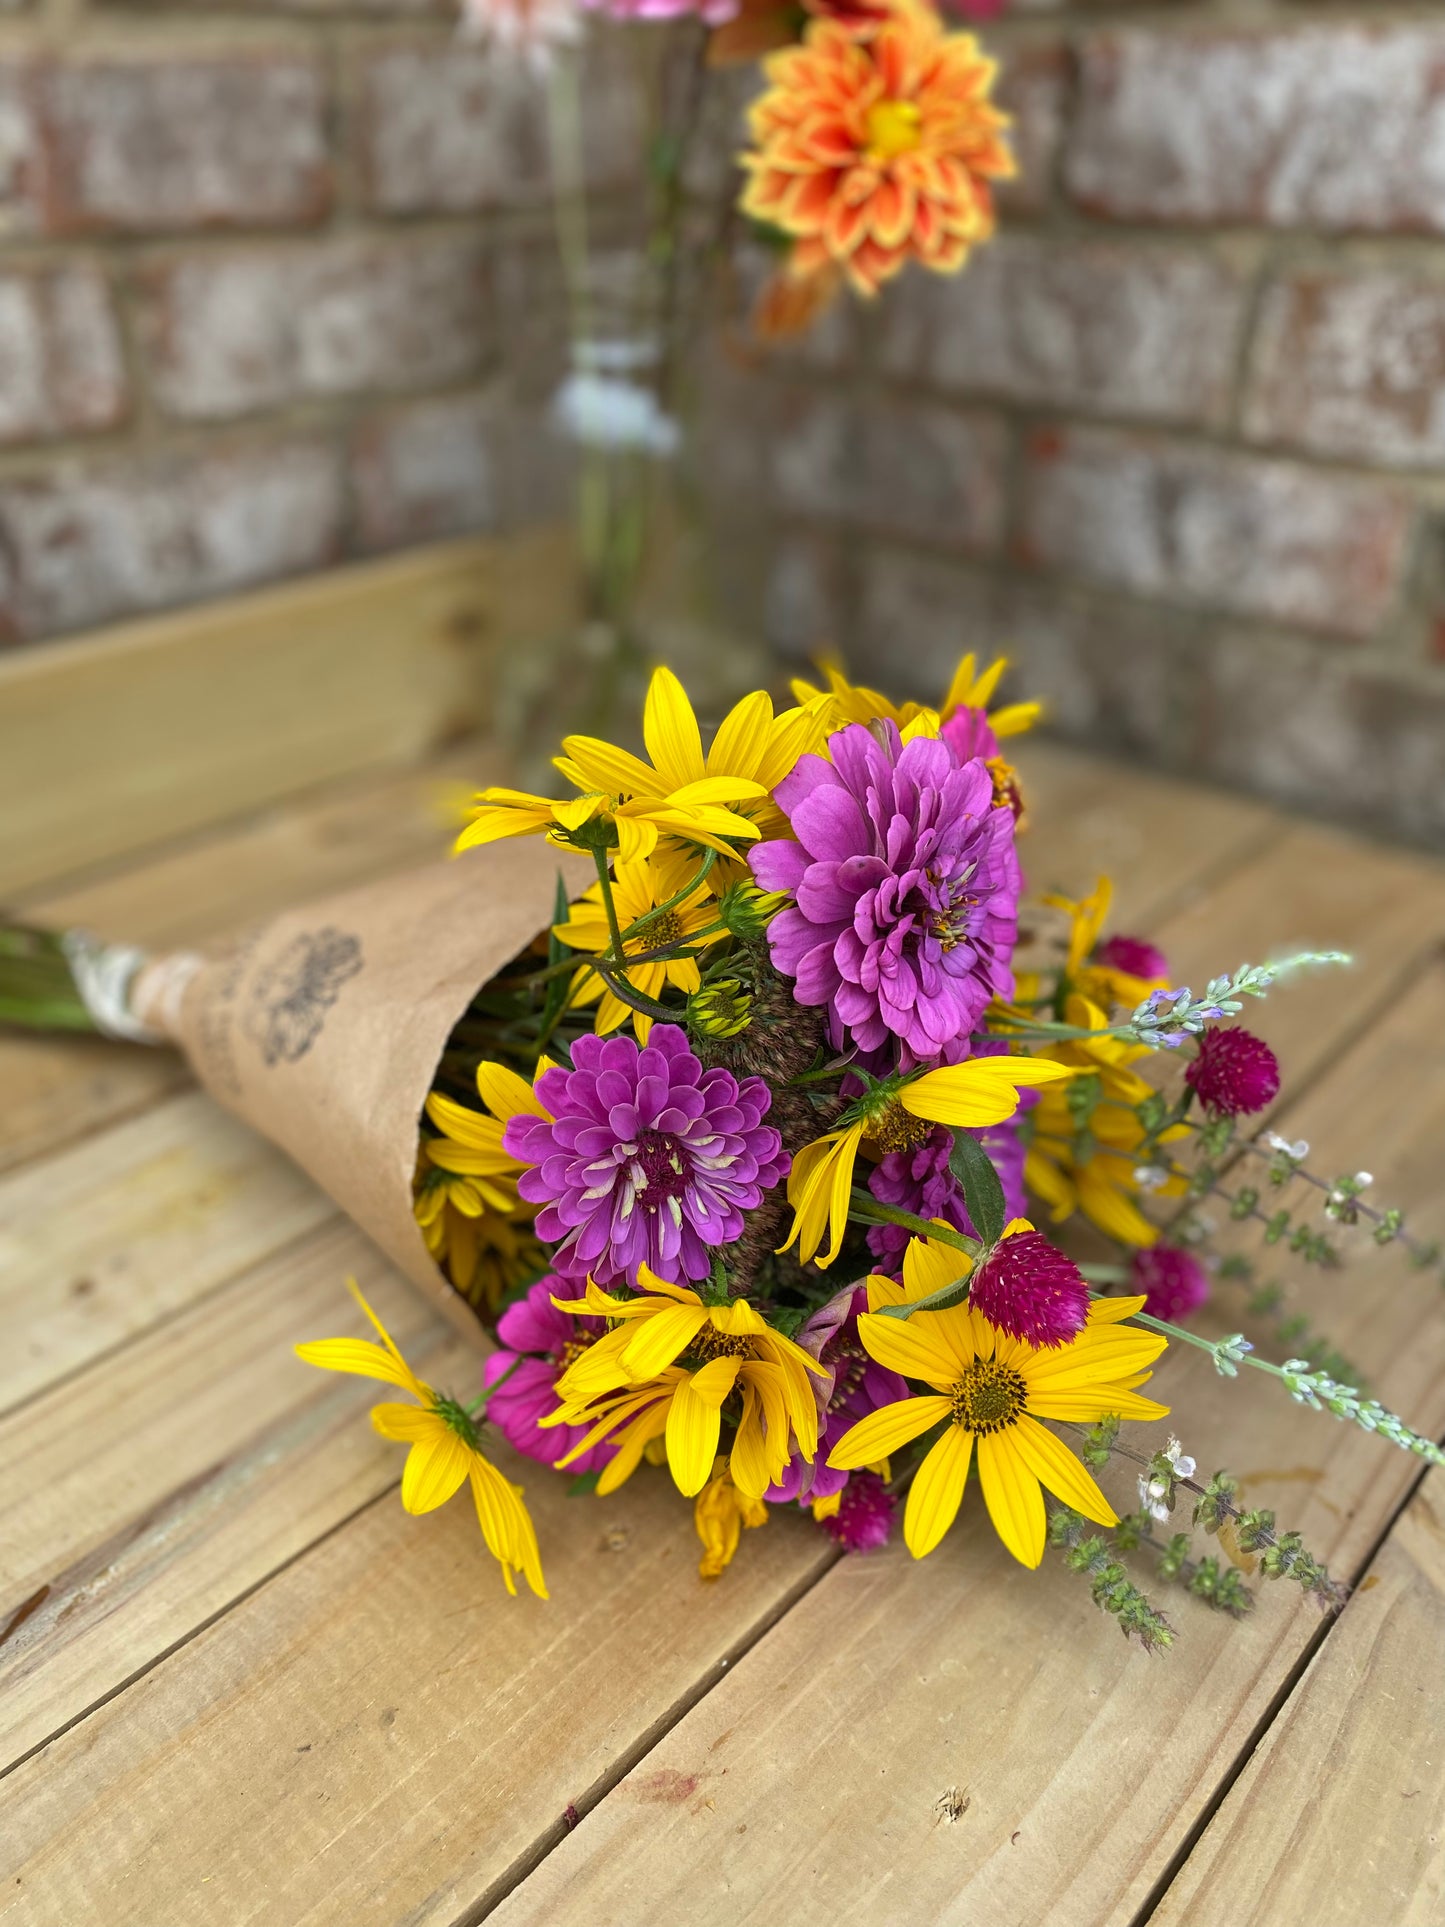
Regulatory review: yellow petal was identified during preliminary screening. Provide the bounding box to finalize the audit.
[977,1432,1047,1568]
[728,1387,773,1500]
[621,1304,708,1380]
[294,1336,424,1394]
[1009,1414,1117,1527]
[900,1232,973,1302]
[643,666,707,791]
[369,1401,436,1441]
[827,1394,952,1470]
[1026,1387,1171,1424]
[940,649,979,714]
[613,813,658,863]
[1086,1294,1149,1326]
[855,1311,963,1386]
[558,734,659,798]
[989,701,1042,739]
[669,774,769,807]
[902,1057,1074,1128]
[707,689,772,781]
[469,1456,548,1600]
[755,703,827,790]
[666,1374,724,1496]
[399,1426,471,1514]
[903,1423,974,1558]
[476,1059,551,1124]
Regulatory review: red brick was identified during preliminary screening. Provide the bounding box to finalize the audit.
[995,43,1069,217]
[1067,28,1445,234]
[352,393,501,552]
[359,36,642,215]
[0,265,126,442]
[1019,426,1412,640]
[0,438,344,641]
[880,235,1247,427]
[138,237,492,422]
[42,55,331,234]
[1244,268,1445,470]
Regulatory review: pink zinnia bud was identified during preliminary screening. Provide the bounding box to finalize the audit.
[1095,933,1168,982]
[1131,1245,1210,1322]
[818,1472,895,1552]
[1184,1025,1281,1118]
[968,1229,1089,1348]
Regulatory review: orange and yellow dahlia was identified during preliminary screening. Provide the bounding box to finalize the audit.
[738,2,1014,296]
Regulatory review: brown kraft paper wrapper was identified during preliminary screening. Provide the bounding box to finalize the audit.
[132,839,594,1347]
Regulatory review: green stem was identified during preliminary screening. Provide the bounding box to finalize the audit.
[846,1190,981,1258]
[618,849,717,937]
[591,847,627,966]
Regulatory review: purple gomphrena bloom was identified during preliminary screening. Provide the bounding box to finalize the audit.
[505,1026,788,1288]
[1131,1245,1211,1322]
[482,1277,612,1473]
[969,1229,1089,1348]
[767,1286,909,1505]
[1185,1026,1281,1119]
[750,722,1021,1066]
[818,1472,896,1552]
[1095,933,1169,983]
[866,1118,1029,1272]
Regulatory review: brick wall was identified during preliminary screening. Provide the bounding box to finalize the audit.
[5,3,1444,849]
[736,3,1445,850]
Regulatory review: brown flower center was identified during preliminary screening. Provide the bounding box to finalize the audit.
[870,1099,934,1157]
[689,1324,755,1365]
[950,1358,1028,1435]
[631,909,683,953]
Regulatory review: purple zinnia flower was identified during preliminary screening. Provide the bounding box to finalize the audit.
[818,1472,896,1552]
[1185,1026,1281,1118]
[767,1286,908,1506]
[506,1026,788,1288]
[482,1277,612,1473]
[750,721,1021,1067]
[969,1228,1089,1347]
[1131,1244,1211,1322]
[866,1117,1029,1272]
[1095,933,1169,982]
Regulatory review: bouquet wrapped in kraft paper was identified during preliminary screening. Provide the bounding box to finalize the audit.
[6,654,1443,1631]
[119,839,592,1344]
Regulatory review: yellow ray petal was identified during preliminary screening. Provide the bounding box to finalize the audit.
[827,1394,952,1470]
[294,1336,425,1395]
[643,666,707,791]
[904,1423,974,1559]
[476,1059,551,1123]
[1010,1414,1117,1527]
[977,1431,1047,1568]
[399,1425,472,1515]
[621,1304,708,1380]
[707,688,773,781]
[558,734,660,798]
[666,1374,725,1496]
[469,1457,548,1600]
[902,1057,1073,1128]
[855,1310,965,1386]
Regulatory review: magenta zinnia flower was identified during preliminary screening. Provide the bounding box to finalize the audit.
[1185,1026,1281,1118]
[505,1025,787,1288]
[968,1227,1089,1347]
[818,1472,896,1552]
[866,1117,1029,1272]
[1095,933,1169,982]
[767,1285,908,1506]
[1131,1244,1211,1322]
[750,722,1021,1066]
[483,1277,612,1473]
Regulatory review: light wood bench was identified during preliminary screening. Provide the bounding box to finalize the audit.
[2,545,1443,1925]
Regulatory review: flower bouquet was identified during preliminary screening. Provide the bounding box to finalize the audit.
[9,652,1443,1646]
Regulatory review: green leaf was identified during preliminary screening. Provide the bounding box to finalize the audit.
[948,1128,1006,1249]
[875,1269,975,1322]
[567,1471,602,1496]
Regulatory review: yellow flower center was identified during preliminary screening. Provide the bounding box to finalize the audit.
[864,98,922,164]
[950,1358,1027,1435]
[557,1333,596,1372]
[690,1324,755,1365]
[869,1099,934,1157]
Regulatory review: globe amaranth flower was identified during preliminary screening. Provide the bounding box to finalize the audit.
[817,1470,896,1551]
[750,721,1021,1067]
[1095,933,1169,983]
[766,1285,908,1505]
[505,1025,788,1287]
[866,1116,1028,1272]
[967,1221,1089,1348]
[1185,1026,1281,1119]
[1130,1244,1211,1323]
[481,1277,613,1474]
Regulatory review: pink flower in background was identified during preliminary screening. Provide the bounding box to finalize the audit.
[458,0,584,68]
[581,0,739,21]
[1131,1245,1211,1323]
[767,1285,908,1506]
[818,1472,896,1551]
[1095,933,1170,983]
[482,1277,613,1472]
[867,1115,1029,1272]
[1185,1026,1281,1119]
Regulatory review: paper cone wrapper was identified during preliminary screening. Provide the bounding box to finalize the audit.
[133,840,593,1346]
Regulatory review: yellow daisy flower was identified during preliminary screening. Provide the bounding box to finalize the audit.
[783,1055,1075,1268]
[415,1059,555,1302]
[694,1455,769,1579]
[828,1276,1169,1567]
[1025,992,1187,1248]
[555,856,718,1039]
[791,649,1041,741]
[545,1269,827,1499]
[296,1280,547,1598]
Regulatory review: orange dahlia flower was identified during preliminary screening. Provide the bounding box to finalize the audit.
[738,3,1015,296]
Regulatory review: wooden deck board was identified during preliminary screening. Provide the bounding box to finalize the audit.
[0,735,1440,1927]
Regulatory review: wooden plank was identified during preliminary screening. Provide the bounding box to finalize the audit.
[0,743,496,1180]
[1151,1469,1445,1927]
[0,1224,465,1773]
[481,960,1445,1927]
[0,1092,332,1416]
[0,526,571,898]
[0,768,1381,1925]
